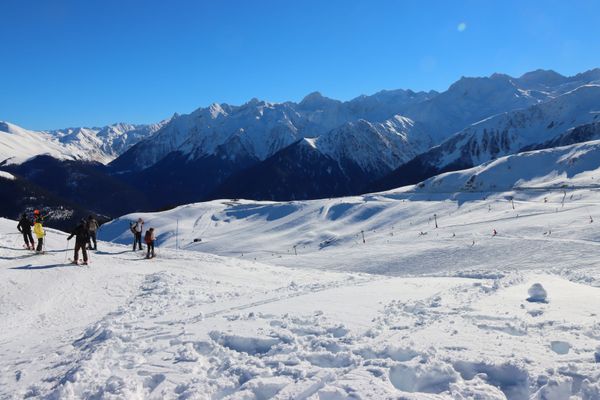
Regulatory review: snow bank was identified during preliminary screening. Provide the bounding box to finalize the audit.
[0,170,15,180]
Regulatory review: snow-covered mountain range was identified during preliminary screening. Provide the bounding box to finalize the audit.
[2,68,600,221]
[0,120,168,165]
[375,84,600,191]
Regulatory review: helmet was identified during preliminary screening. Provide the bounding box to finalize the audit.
[34,209,40,215]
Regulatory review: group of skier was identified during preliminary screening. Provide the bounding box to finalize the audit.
[16,212,157,264]
[16,212,102,265]
[17,209,46,252]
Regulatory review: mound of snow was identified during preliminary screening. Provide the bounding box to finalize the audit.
[0,170,15,180]
[527,283,548,303]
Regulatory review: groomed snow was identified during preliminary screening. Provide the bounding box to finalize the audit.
[3,184,600,398]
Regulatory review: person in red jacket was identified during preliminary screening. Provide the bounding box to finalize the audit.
[144,228,156,259]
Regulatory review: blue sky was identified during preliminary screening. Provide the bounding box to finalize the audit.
[2,0,600,130]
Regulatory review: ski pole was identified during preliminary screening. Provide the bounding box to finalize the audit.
[65,239,70,263]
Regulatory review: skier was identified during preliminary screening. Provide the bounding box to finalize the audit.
[144,228,156,259]
[17,213,35,250]
[87,215,99,250]
[492,229,497,236]
[67,218,90,265]
[33,212,45,253]
[131,218,144,251]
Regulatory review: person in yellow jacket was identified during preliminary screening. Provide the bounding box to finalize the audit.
[33,210,46,253]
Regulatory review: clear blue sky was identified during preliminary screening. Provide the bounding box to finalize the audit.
[2,0,600,130]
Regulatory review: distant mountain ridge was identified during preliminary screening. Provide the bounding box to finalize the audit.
[373,84,600,191]
[0,119,169,165]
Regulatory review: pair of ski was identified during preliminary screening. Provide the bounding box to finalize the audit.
[68,259,90,266]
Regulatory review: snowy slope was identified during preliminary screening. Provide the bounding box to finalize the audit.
[111,100,304,171]
[208,115,432,201]
[376,84,600,191]
[0,120,166,165]
[445,84,600,168]
[0,122,78,165]
[49,121,168,164]
[402,74,546,142]
[516,68,600,95]
[5,178,600,398]
[418,139,600,193]
[314,115,432,173]
[527,121,600,151]
[0,170,16,180]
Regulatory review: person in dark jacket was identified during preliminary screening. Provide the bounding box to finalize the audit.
[67,218,90,265]
[17,213,35,250]
[87,215,99,250]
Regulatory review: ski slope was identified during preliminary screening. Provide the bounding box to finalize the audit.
[2,180,600,398]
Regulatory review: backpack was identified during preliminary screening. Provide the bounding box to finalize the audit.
[144,230,153,244]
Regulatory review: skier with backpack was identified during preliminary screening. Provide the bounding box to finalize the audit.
[33,210,46,253]
[67,218,90,265]
[130,218,144,251]
[17,213,35,250]
[145,228,156,259]
[87,215,99,250]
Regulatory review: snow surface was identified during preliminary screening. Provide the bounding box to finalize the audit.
[2,179,600,397]
[0,170,15,180]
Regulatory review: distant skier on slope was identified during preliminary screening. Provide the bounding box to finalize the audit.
[492,229,497,236]
[87,215,99,250]
[67,218,90,265]
[33,210,46,253]
[131,218,144,251]
[17,213,34,250]
[145,228,156,259]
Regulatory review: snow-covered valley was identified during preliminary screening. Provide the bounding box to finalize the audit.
[2,176,600,398]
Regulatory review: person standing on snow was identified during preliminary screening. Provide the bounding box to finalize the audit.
[144,228,156,259]
[17,213,35,250]
[131,218,144,251]
[33,210,46,253]
[87,215,99,250]
[67,218,90,265]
